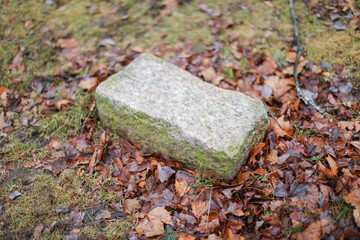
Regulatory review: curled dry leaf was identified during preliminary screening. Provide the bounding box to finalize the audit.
[270,115,294,137]
[55,99,73,110]
[199,67,216,81]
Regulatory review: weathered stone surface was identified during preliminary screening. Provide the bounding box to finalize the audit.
[96,53,269,179]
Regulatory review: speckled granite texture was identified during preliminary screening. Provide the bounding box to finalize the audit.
[96,53,269,179]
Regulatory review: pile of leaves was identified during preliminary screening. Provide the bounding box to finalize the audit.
[1,1,360,239]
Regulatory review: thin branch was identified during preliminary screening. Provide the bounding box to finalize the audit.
[289,0,327,115]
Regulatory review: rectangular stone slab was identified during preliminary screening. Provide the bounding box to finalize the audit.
[96,53,269,179]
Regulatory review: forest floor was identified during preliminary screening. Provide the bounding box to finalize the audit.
[1,0,360,239]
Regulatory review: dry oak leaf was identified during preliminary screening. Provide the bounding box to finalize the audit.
[136,217,164,237]
[148,206,173,225]
[192,201,208,218]
[270,115,294,137]
[175,178,190,197]
[199,67,216,81]
[282,57,307,75]
[124,199,141,214]
[257,57,277,75]
[344,189,360,227]
[136,207,173,237]
[264,76,294,98]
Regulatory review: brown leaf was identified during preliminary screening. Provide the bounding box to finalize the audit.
[57,39,79,49]
[95,210,111,220]
[270,116,294,137]
[33,223,44,240]
[160,0,178,17]
[345,189,360,227]
[191,201,208,218]
[318,162,334,178]
[0,111,10,130]
[124,199,141,214]
[175,178,190,197]
[325,155,338,177]
[285,51,297,63]
[135,151,145,164]
[199,67,216,81]
[78,77,97,90]
[55,99,73,110]
[298,220,321,240]
[158,166,175,183]
[351,141,360,151]
[9,52,24,72]
[257,57,277,75]
[249,142,265,164]
[264,76,294,98]
[148,206,173,225]
[136,217,164,237]
[282,57,307,75]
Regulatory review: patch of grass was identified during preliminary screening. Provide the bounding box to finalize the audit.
[81,217,137,239]
[0,168,134,237]
[36,93,94,140]
[333,199,353,220]
[0,170,92,235]
[284,225,304,238]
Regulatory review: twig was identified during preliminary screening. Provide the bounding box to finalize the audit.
[82,206,102,233]
[289,0,326,115]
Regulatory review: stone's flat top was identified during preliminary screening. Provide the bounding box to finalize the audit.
[97,53,267,154]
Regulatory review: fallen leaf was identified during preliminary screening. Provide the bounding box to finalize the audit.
[33,224,44,240]
[8,190,22,200]
[199,67,216,81]
[265,76,294,98]
[351,141,360,151]
[95,210,112,220]
[175,178,190,197]
[159,166,175,183]
[9,52,24,72]
[160,0,178,17]
[318,162,334,178]
[325,155,338,177]
[0,111,10,130]
[282,57,307,75]
[148,206,173,225]
[136,217,164,237]
[270,116,294,137]
[78,77,97,90]
[55,99,73,110]
[257,57,277,75]
[345,189,360,227]
[191,201,208,218]
[99,38,116,46]
[297,220,321,240]
[124,199,141,214]
[285,52,297,63]
[249,142,265,164]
